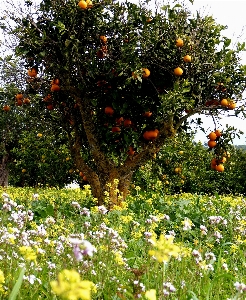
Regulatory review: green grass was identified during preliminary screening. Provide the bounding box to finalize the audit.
[0,186,245,299]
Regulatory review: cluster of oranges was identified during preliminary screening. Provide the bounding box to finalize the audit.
[15,93,30,106]
[97,36,108,59]
[173,38,191,77]
[78,0,93,9]
[43,93,54,110]
[207,130,226,172]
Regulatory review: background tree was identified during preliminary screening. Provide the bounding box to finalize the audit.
[0,56,78,187]
[2,0,246,205]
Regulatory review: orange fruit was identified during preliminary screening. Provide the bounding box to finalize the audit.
[211,158,217,169]
[208,140,217,148]
[142,68,150,78]
[208,132,217,141]
[16,99,23,106]
[215,164,224,172]
[143,129,159,141]
[47,104,54,110]
[100,35,107,44]
[228,101,236,110]
[23,98,31,104]
[82,175,87,181]
[51,84,60,92]
[51,78,60,85]
[143,111,152,117]
[16,93,23,100]
[127,146,135,156]
[220,99,228,107]
[176,38,184,47]
[215,129,222,137]
[112,126,121,133]
[78,0,87,9]
[3,105,10,112]
[123,119,132,127]
[174,67,183,76]
[96,50,105,59]
[183,55,191,62]
[105,106,114,116]
[27,67,38,77]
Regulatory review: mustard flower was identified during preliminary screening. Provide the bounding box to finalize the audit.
[145,289,156,300]
[50,269,95,300]
[148,234,180,263]
[19,246,37,262]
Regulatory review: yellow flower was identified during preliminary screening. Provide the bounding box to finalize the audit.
[148,234,180,263]
[145,289,156,300]
[19,246,37,262]
[0,270,5,284]
[114,251,125,265]
[50,269,95,300]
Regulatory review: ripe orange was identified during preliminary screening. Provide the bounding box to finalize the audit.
[176,38,184,47]
[215,129,222,137]
[16,93,23,100]
[105,106,114,116]
[208,140,217,148]
[146,18,152,23]
[208,132,217,141]
[23,98,31,104]
[215,164,224,172]
[27,67,38,77]
[100,35,107,44]
[174,67,183,76]
[220,99,228,107]
[16,99,23,106]
[3,105,10,112]
[142,68,150,78]
[79,171,84,177]
[143,111,152,117]
[127,146,135,156]
[96,50,105,59]
[123,119,132,127]
[112,126,121,133]
[78,0,87,9]
[228,101,236,110]
[51,78,60,85]
[116,117,124,125]
[211,158,217,169]
[183,55,191,62]
[47,104,54,110]
[82,175,87,181]
[51,84,60,92]
[143,129,159,141]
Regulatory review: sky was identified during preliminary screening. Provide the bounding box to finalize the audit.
[186,0,246,144]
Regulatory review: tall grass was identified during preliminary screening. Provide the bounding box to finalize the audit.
[0,186,245,299]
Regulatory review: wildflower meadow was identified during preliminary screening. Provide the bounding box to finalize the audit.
[0,185,245,299]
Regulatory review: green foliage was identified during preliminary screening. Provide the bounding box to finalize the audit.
[132,131,246,195]
[4,0,246,162]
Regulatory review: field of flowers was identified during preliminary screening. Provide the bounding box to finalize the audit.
[0,185,246,299]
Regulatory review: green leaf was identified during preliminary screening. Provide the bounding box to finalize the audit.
[8,267,25,300]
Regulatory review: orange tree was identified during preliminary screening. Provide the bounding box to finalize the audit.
[3,0,246,205]
[0,56,77,187]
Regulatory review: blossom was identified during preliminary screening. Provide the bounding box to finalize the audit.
[50,269,95,300]
[145,289,156,300]
[69,238,96,261]
[19,246,37,262]
[148,234,180,263]
[182,217,193,231]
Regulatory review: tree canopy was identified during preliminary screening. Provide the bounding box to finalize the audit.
[1,0,246,205]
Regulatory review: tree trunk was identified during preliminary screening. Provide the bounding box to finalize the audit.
[0,155,9,187]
